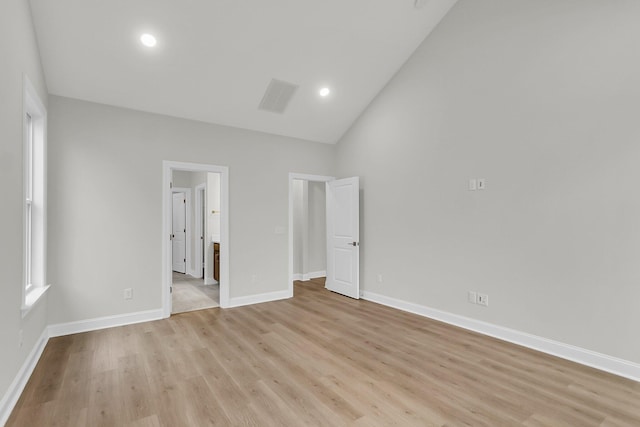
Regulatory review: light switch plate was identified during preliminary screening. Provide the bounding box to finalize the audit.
[477,179,486,190]
[468,291,477,304]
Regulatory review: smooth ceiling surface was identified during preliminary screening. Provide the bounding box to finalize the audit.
[29,0,457,143]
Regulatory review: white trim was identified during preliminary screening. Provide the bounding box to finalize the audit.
[194,183,206,279]
[303,270,326,281]
[227,290,291,308]
[22,75,47,314]
[361,291,640,382]
[171,187,191,275]
[288,173,334,298]
[48,309,164,338]
[163,161,229,316]
[21,284,50,318]
[0,328,49,426]
[293,271,326,282]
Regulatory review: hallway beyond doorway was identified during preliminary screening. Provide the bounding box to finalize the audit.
[172,272,219,313]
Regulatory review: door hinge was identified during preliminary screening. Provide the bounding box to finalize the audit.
[170,286,173,294]
[183,199,186,204]
[170,182,173,189]
[183,228,186,233]
[184,258,186,262]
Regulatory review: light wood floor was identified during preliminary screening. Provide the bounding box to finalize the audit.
[172,272,219,314]
[8,277,640,426]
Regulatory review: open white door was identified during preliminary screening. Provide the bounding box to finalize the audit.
[326,177,359,299]
[172,192,187,273]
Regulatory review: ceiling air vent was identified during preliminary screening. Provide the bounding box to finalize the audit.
[258,79,299,114]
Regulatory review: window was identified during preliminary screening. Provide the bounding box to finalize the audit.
[22,76,48,315]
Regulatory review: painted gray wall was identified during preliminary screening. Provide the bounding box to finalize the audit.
[47,95,335,324]
[0,0,49,405]
[336,0,640,363]
[292,180,307,275]
[307,181,326,274]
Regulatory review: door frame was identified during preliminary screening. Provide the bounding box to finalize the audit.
[288,172,335,297]
[194,183,206,279]
[171,188,191,275]
[163,161,229,317]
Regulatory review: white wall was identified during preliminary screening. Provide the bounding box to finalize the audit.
[47,95,335,324]
[336,0,640,364]
[0,0,49,410]
[207,173,221,241]
[205,172,221,283]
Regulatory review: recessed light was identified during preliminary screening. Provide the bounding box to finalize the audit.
[319,87,330,97]
[140,33,157,47]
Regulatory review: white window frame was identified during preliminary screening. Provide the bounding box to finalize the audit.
[22,76,49,316]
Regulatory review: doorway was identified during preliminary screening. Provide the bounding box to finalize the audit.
[288,173,334,297]
[171,189,189,274]
[163,161,230,317]
[170,171,221,314]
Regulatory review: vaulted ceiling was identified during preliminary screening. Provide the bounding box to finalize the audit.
[29,0,457,143]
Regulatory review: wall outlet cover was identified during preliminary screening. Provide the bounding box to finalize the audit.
[478,293,489,306]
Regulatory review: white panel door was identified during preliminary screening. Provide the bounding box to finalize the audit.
[326,177,359,299]
[172,192,186,273]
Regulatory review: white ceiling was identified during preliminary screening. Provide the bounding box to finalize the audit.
[29,0,457,144]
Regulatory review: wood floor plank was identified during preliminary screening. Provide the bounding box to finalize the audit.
[7,278,640,426]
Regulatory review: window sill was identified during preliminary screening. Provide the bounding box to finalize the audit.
[21,285,51,318]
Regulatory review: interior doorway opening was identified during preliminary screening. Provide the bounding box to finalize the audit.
[288,173,335,296]
[170,170,221,313]
[163,161,229,317]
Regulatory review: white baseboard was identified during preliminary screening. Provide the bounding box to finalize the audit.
[303,270,325,281]
[48,309,164,337]
[188,269,203,279]
[0,328,49,426]
[292,270,326,281]
[361,291,640,382]
[227,290,290,308]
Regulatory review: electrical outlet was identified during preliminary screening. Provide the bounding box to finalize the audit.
[377,274,383,283]
[19,329,23,348]
[124,288,133,300]
[468,291,477,304]
[251,274,258,284]
[478,293,489,306]
[469,179,477,191]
